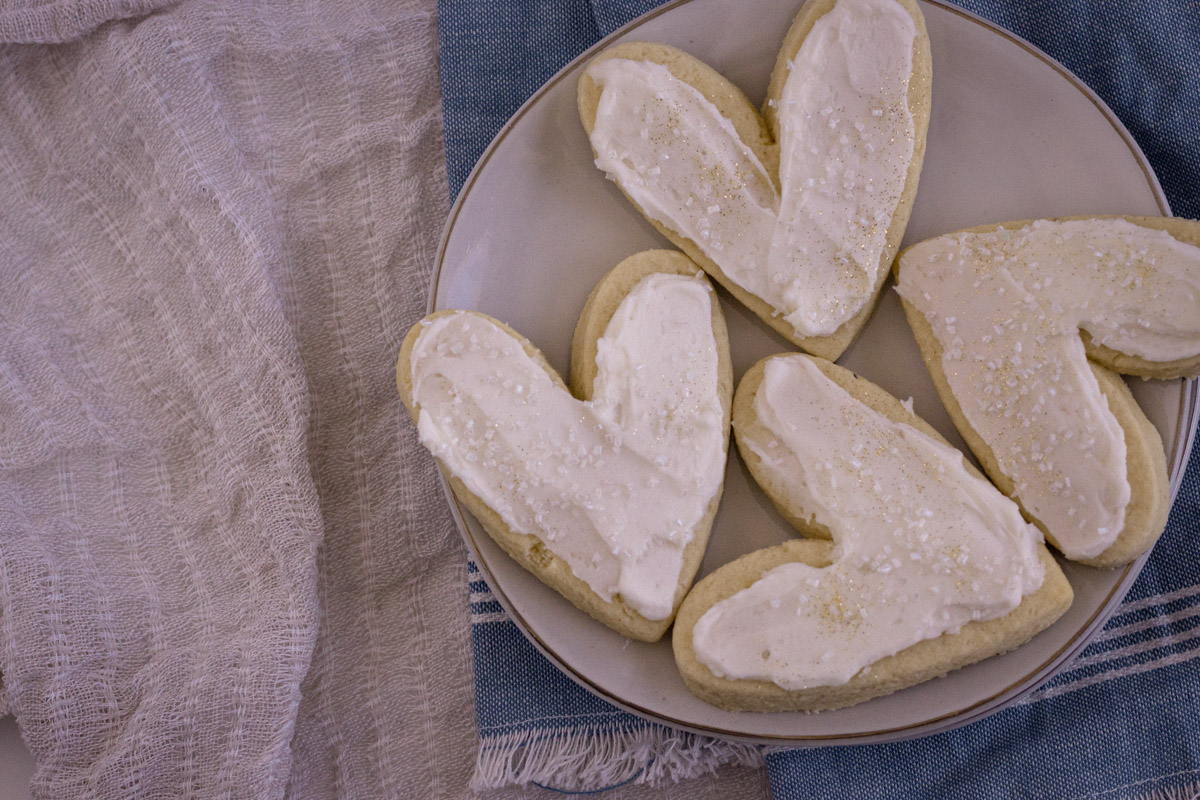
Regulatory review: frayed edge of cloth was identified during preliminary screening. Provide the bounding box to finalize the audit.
[470,724,762,793]
[1134,779,1200,800]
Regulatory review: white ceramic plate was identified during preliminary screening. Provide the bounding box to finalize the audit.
[433,0,1198,744]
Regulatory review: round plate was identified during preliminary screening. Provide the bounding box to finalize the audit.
[433,0,1198,744]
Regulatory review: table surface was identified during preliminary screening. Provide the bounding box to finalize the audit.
[0,717,33,799]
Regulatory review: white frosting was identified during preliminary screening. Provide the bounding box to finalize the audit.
[692,356,1045,690]
[410,273,726,620]
[586,0,916,338]
[897,218,1200,560]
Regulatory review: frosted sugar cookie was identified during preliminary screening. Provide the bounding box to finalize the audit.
[673,354,1072,712]
[896,216,1200,567]
[398,251,733,641]
[578,0,932,360]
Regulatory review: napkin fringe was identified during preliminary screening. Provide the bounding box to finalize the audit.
[471,724,761,792]
[1136,778,1200,800]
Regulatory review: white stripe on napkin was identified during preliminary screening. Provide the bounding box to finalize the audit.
[1092,599,1200,644]
[1069,621,1200,672]
[1110,582,1200,618]
[1021,628,1200,705]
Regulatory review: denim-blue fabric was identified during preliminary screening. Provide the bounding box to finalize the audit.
[438,1,1200,796]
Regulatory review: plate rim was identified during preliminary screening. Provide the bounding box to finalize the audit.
[428,0,1198,745]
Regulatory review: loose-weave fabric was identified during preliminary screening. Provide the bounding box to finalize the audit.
[0,0,480,797]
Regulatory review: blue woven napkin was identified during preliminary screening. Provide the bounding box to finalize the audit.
[438,1,1200,796]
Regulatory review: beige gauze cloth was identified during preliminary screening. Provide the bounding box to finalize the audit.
[0,0,772,797]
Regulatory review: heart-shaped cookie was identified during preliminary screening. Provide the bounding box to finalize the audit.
[398,251,733,641]
[896,216,1200,567]
[577,0,932,360]
[673,354,1072,712]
